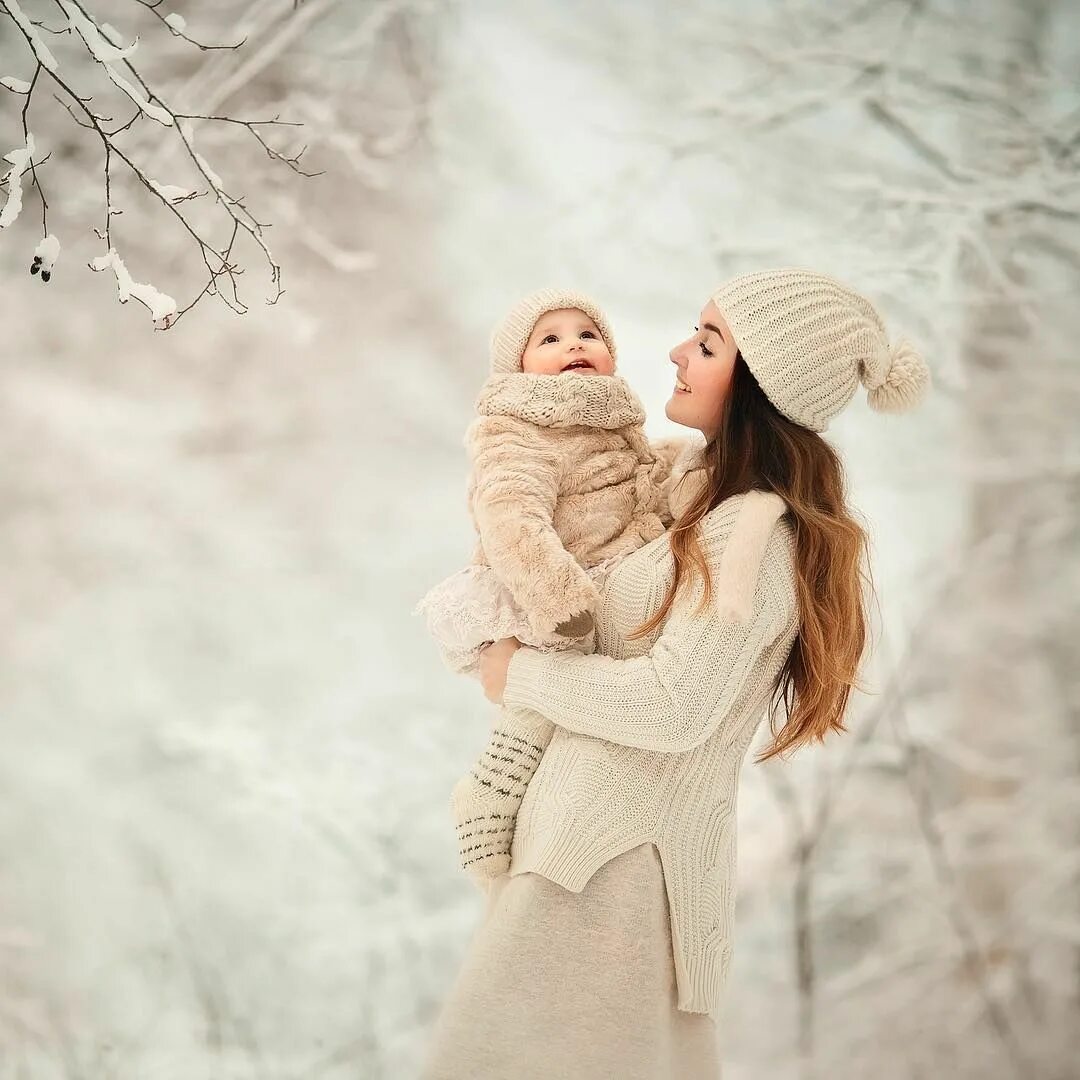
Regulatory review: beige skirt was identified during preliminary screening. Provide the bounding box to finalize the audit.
[420,842,722,1079]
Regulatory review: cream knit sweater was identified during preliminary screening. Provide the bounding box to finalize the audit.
[501,473,799,1021]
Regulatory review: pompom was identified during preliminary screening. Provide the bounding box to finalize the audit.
[866,338,930,415]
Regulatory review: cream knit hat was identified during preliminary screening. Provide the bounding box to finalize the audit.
[490,288,617,375]
[711,269,930,432]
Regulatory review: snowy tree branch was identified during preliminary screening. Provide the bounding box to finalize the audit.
[0,0,322,328]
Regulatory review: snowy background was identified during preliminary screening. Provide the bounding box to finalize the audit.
[1,1,1078,1077]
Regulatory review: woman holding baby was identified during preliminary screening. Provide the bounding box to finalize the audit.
[416,269,930,1078]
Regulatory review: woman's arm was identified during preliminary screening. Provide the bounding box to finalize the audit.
[502,491,795,752]
[468,414,600,635]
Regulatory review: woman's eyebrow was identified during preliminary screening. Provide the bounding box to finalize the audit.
[703,321,726,343]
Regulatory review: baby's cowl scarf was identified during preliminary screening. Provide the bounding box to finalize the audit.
[475,371,646,431]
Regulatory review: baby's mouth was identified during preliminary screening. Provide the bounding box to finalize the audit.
[562,359,594,372]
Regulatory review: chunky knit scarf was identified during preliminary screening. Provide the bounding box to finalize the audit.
[475,371,646,431]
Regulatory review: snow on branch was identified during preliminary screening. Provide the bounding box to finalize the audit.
[0,132,36,229]
[0,0,323,329]
[89,246,176,325]
[1,0,58,72]
[58,1,172,126]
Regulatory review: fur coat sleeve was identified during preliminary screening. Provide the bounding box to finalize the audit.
[466,414,602,636]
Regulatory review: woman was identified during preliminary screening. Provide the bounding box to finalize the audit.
[420,268,930,1079]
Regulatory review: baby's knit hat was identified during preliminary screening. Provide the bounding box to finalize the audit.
[490,288,617,375]
[711,269,930,432]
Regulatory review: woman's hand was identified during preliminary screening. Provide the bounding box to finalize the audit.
[477,637,522,705]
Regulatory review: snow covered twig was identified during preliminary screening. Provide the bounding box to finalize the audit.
[89,245,176,327]
[0,0,323,327]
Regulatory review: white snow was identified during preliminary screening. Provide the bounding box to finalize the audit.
[0,0,58,72]
[99,22,125,47]
[33,234,60,270]
[1,76,32,94]
[57,2,139,62]
[88,248,178,322]
[2,1,1078,1077]
[148,179,198,204]
[58,2,173,128]
[0,133,35,229]
[175,120,226,192]
[164,12,188,34]
[193,152,224,192]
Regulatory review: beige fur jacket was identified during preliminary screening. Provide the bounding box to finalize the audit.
[464,369,703,639]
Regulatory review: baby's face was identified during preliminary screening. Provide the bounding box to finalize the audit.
[520,308,614,376]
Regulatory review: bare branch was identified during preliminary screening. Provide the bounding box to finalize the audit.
[130,0,249,52]
[172,112,325,178]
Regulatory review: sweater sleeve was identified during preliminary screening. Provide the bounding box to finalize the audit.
[502,491,796,752]
[468,415,601,635]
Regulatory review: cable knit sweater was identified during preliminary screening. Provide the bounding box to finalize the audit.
[501,467,800,1021]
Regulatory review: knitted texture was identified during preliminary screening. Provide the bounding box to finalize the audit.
[476,370,642,430]
[449,440,704,884]
[711,269,931,432]
[490,289,618,375]
[452,707,555,880]
[416,372,698,882]
[501,489,799,1021]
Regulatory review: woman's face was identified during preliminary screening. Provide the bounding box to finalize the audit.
[664,300,739,438]
[520,308,615,376]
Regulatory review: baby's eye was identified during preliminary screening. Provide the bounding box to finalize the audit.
[580,330,597,339]
[540,333,558,345]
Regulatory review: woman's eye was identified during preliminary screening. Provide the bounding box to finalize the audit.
[699,341,713,358]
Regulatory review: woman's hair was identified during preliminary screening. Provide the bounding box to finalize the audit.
[627,353,875,764]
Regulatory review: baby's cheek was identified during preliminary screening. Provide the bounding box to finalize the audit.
[521,354,551,374]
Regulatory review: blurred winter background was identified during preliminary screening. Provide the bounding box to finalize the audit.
[1,0,1078,1077]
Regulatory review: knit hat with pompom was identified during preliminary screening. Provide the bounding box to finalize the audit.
[710,269,930,432]
[489,288,618,375]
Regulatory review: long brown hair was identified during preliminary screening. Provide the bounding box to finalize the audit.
[628,354,875,764]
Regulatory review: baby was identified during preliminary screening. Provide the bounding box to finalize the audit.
[415,289,691,882]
